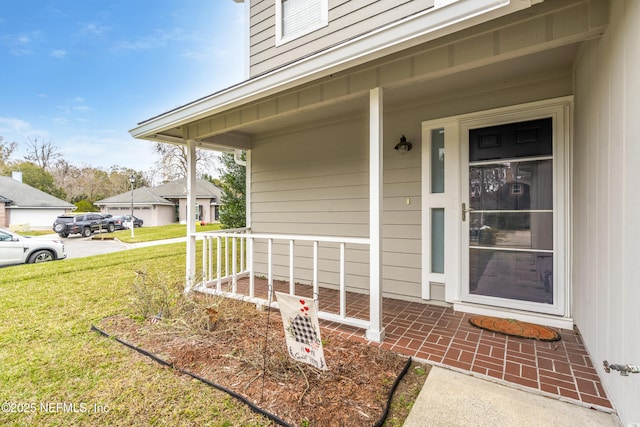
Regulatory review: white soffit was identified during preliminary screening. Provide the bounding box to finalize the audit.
[130,0,538,140]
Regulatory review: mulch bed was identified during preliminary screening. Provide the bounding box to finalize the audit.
[97,299,428,426]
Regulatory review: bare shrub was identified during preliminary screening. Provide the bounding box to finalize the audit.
[130,268,259,336]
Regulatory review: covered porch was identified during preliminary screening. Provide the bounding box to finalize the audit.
[130,1,609,339]
[195,263,612,412]
[192,229,612,411]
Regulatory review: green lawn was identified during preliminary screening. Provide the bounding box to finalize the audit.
[0,242,269,426]
[110,223,223,244]
[20,223,223,242]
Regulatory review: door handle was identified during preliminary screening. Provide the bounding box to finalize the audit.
[462,203,474,221]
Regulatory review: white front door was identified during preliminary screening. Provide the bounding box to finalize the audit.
[422,98,571,319]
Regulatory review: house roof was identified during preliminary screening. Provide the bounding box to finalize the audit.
[153,178,222,199]
[0,176,75,209]
[95,179,222,206]
[95,186,174,206]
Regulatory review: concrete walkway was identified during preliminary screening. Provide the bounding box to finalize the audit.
[403,366,620,426]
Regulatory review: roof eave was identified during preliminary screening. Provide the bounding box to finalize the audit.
[130,0,537,141]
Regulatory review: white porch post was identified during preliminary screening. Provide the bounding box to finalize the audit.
[367,87,385,342]
[245,150,252,229]
[185,139,197,292]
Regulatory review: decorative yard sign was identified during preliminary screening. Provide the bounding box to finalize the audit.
[275,292,327,370]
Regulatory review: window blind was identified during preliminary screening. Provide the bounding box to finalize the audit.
[282,0,322,37]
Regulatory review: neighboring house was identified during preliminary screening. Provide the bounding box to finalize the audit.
[0,174,75,229]
[95,178,222,226]
[130,0,639,423]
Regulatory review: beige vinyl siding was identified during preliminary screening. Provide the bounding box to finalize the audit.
[250,118,372,292]
[182,0,595,302]
[249,0,434,77]
[248,60,573,301]
[249,111,426,299]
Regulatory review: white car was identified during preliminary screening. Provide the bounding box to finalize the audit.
[0,228,67,267]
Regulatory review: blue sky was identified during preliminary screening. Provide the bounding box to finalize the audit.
[0,1,246,173]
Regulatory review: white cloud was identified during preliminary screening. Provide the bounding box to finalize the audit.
[51,117,69,126]
[6,31,42,56]
[0,117,157,170]
[115,27,188,51]
[181,50,210,61]
[0,117,38,135]
[50,49,67,58]
[10,47,32,56]
[0,117,50,149]
[80,22,111,36]
[60,133,158,170]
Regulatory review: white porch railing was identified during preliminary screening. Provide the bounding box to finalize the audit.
[193,228,373,334]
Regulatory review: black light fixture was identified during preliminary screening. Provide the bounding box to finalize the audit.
[394,135,412,154]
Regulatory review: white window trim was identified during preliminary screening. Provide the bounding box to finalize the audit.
[275,0,329,46]
[421,120,460,301]
[457,98,571,317]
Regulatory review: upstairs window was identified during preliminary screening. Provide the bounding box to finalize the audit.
[276,0,328,45]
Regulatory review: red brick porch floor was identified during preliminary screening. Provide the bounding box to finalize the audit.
[212,277,612,411]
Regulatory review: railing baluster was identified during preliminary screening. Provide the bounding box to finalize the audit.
[249,236,255,297]
[208,237,213,281]
[313,241,319,302]
[268,238,273,289]
[194,229,374,339]
[239,233,246,271]
[224,234,230,277]
[289,239,295,295]
[340,242,346,319]
[232,236,237,292]
[201,235,207,281]
[216,236,222,291]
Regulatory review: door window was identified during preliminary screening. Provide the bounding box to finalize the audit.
[467,118,555,305]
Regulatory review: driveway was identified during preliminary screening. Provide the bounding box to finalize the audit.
[60,234,186,259]
[60,234,129,259]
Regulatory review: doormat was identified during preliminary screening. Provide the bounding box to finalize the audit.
[469,315,561,341]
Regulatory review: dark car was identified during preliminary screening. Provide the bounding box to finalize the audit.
[112,215,143,230]
[52,213,116,238]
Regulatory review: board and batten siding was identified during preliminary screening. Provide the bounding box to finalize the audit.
[248,0,435,77]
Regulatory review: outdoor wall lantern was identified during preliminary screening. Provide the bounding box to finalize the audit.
[394,135,412,154]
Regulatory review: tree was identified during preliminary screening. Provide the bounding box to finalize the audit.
[217,152,246,229]
[5,161,67,200]
[49,161,150,204]
[23,137,61,170]
[107,166,149,195]
[0,136,17,172]
[74,199,99,212]
[153,142,218,182]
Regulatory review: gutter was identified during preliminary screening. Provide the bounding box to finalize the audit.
[130,0,539,141]
[234,150,246,166]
